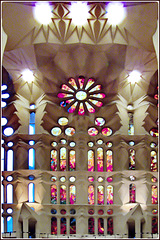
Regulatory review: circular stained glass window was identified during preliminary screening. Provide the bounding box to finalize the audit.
[129,141,135,146]
[88,209,94,215]
[60,176,66,182]
[76,91,87,100]
[51,209,57,214]
[88,127,98,136]
[7,208,13,214]
[6,176,13,182]
[129,175,136,181]
[107,177,113,182]
[60,209,66,215]
[69,176,76,182]
[97,177,103,183]
[70,209,76,214]
[51,176,57,182]
[107,209,113,215]
[7,142,13,147]
[28,175,35,180]
[95,117,105,126]
[60,139,67,144]
[88,142,94,147]
[65,127,75,136]
[150,128,158,137]
[58,117,68,126]
[3,127,14,136]
[97,139,103,145]
[152,209,158,214]
[70,141,76,147]
[106,142,113,147]
[51,141,57,147]
[101,127,112,136]
[151,177,157,183]
[98,209,104,215]
[88,176,94,182]
[150,142,157,148]
[51,127,62,136]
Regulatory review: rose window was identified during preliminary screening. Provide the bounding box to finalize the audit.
[58,76,105,115]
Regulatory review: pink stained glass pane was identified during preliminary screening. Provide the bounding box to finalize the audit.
[85,78,95,90]
[152,209,158,214]
[107,209,113,215]
[151,150,157,172]
[51,217,57,235]
[129,184,135,203]
[67,101,78,113]
[60,218,66,234]
[69,150,76,171]
[107,185,113,205]
[60,147,66,171]
[152,185,157,204]
[88,127,98,136]
[78,76,85,89]
[88,150,94,172]
[78,103,85,115]
[68,78,78,89]
[102,127,112,136]
[107,177,113,182]
[129,149,135,170]
[89,99,103,107]
[97,148,103,172]
[51,150,57,171]
[61,84,74,92]
[90,93,105,98]
[70,185,76,204]
[88,176,94,182]
[89,85,101,92]
[60,99,74,107]
[98,218,104,235]
[58,93,73,98]
[95,117,105,126]
[51,185,57,204]
[97,186,104,205]
[88,217,94,234]
[85,102,95,113]
[107,217,113,235]
[88,185,94,205]
[152,217,158,234]
[65,127,75,136]
[106,150,113,172]
[60,185,66,204]
[150,128,158,137]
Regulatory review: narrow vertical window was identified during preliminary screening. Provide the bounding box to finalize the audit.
[51,217,57,235]
[152,217,158,234]
[60,147,66,171]
[88,150,94,172]
[7,149,13,171]
[88,217,94,234]
[1,216,4,233]
[1,184,4,204]
[107,185,113,205]
[70,185,76,204]
[29,112,35,134]
[107,217,113,235]
[98,218,104,234]
[128,112,134,135]
[51,150,57,171]
[60,185,66,204]
[1,147,4,171]
[28,148,35,170]
[97,186,104,205]
[7,216,13,232]
[152,185,157,204]
[129,149,135,170]
[69,150,76,171]
[129,184,136,203]
[51,185,57,204]
[97,148,103,172]
[70,217,76,234]
[61,217,66,234]
[151,151,157,172]
[28,183,35,202]
[106,150,113,172]
[7,184,13,204]
[88,185,94,205]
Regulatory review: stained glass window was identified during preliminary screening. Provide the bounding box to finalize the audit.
[28,148,35,170]
[51,217,57,235]
[97,186,104,205]
[28,182,35,203]
[60,147,66,171]
[98,209,104,215]
[60,139,67,144]
[61,218,66,234]
[152,217,158,234]
[106,142,112,147]
[129,141,135,146]
[128,112,134,135]
[88,142,94,147]
[150,142,156,148]
[7,216,13,232]
[95,117,105,126]
[58,117,68,126]
[88,209,94,215]
[70,217,76,234]
[107,209,113,215]
[65,127,75,136]
[61,209,66,215]
[107,217,113,235]
[69,150,76,171]
[29,112,35,135]
[107,177,113,182]
[107,185,113,205]
[97,139,103,145]
[51,127,62,136]
[151,177,157,183]
[60,185,66,204]
[101,127,112,136]
[129,149,135,170]
[97,148,103,172]
[97,177,103,183]
[152,209,158,214]
[88,127,98,136]
[106,150,113,172]
[60,176,66,183]
[88,185,94,205]
[7,184,13,204]
[7,149,13,171]
[51,150,57,171]
[152,186,157,204]
[70,185,76,204]
[129,175,136,181]
[88,150,94,172]
[51,185,57,204]
[98,218,104,235]
[69,176,76,182]
[88,217,94,234]
[150,128,158,137]
[51,142,57,147]
[151,150,157,172]
[129,184,136,203]
[88,176,94,182]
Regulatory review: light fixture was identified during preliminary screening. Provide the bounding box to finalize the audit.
[128,70,141,84]
[106,2,126,25]
[70,1,89,26]
[22,69,34,83]
[33,2,53,25]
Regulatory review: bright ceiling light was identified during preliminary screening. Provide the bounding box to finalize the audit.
[70,1,89,26]
[33,2,53,25]
[106,2,126,25]
[128,70,141,84]
[22,69,34,83]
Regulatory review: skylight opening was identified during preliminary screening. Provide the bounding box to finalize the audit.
[106,2,126,25]
[33,2,53,25]
[70,1,89,26]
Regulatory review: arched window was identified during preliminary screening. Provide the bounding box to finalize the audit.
[151,151,157,172]
[107,217,113,235]
[1,147,4,171]
[70,185,76,204]
[29,112,35,135]
[7,149,13,171]
[97,186,104,205]
[128,112,134,135]
[28,148,35,170]
[107,185,113,205]
[60,147,66,171]
[88,150,94,172]
[97,148,103,172]
[7,216,13,232]
[51,150,57,171]
[69,150,76,171]
[106,150,113,172]
[28,183,35,202]
[1,184,4,204]
[152,217,158,234]
[51,217,57,235]
[7,184,13,204]
[1,216,4,233]
[98,218,104,235]
[152,185,157,204]
[88,217,94,234]
[60,185,66,204]
[70,217,76,234]
[51,185,57,204]
[129,184,136,203]
[88,185,94,205]
[61,217,66,234]
[129,149,135,170]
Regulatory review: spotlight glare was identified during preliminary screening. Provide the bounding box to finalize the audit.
[33,2,53,25]
[70,1,89,26]
[22,69,34,83]
[106,2,126,25]
[128,70,141,84]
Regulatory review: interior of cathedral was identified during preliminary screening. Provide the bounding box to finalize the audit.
[1,1,158,239]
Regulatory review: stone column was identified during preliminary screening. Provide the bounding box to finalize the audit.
[67,217,70,235]
[135,218,141,238]
[23,218,28,238]
[57,216,60,235]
